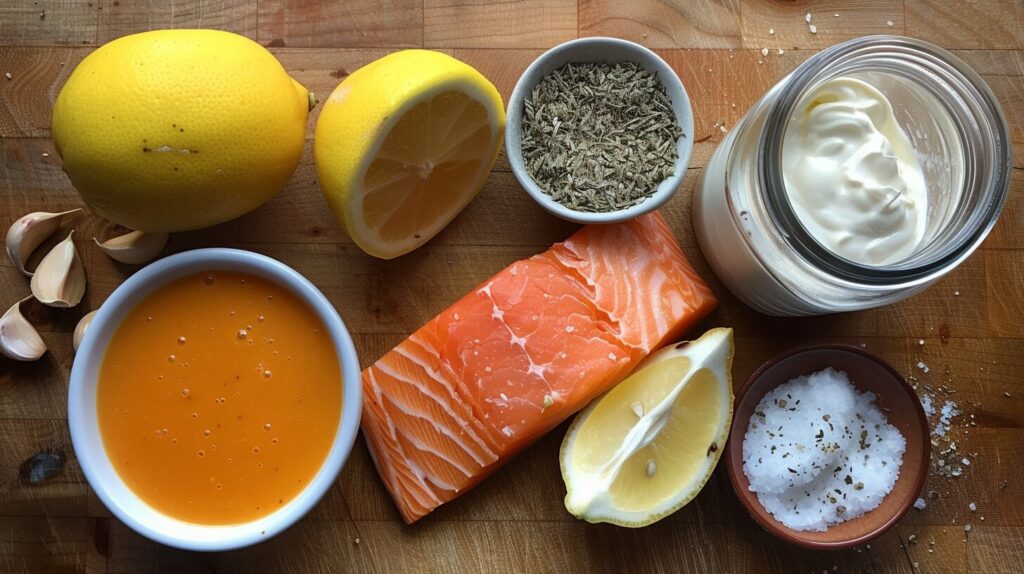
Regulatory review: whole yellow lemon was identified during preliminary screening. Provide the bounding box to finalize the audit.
[52,29,312,232]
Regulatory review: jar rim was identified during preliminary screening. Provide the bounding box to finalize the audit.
[757,35,1012,285]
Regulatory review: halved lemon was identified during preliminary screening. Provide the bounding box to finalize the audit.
[314,50,505,259]
[560,328,734,527]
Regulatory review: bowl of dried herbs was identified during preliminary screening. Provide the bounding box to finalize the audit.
[506,37,693,223]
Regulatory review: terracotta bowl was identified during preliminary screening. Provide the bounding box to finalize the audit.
[725,344,930,549]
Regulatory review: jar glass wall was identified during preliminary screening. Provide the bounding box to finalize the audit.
[694,36,1011,316]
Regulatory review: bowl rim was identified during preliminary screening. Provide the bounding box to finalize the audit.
[725,343,931,550]
[68,248,363,552]
[504,36,695,224]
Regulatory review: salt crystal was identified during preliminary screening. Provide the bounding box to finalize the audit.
[920,394,935,416]
[3,72,11,80]
[969,502,977,512]
[809,24,817,34]
[761,48,769,57]
[914,497,927,510]
[887,20,894,27]
[805,13,813,23]
[917,361,929,373]
[769,28,775,35]
[918,339,925,346]
[961,458,971,466]
[777,48,785,55]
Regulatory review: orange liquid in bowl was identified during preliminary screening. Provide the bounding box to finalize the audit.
[97,271,343,525]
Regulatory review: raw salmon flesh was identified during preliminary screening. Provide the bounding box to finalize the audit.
[361,212,717,522]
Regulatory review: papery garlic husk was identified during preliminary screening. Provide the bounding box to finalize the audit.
[94,230,168,264]
[30,231,86,308]
[0,296,46,361]
[73,309,98,352]
[5,209,81,276]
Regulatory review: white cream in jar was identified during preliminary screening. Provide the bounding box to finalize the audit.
[692,36,1010,316]
[782,77,927,265]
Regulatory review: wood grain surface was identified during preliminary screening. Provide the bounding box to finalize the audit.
[1,1,1022,572]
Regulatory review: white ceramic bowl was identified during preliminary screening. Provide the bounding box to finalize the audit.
[506,37,695,224]
[68,248,362,551]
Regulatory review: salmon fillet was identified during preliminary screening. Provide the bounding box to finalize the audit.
[361,212,717,522]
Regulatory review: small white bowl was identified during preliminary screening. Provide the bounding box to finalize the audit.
[68,248,362,552]
[506,37,695,224]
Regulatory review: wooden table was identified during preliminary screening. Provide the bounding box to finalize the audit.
[1,1,1022,572]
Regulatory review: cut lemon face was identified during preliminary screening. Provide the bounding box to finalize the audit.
[314,50,505,259]
[560,328,734,527]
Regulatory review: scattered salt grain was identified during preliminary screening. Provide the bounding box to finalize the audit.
[918,339,925,346]
[887,20,894,27]
[777,48,785,55]
[914,497,927,510]
[917,361,929,373]
[961,458,971,466]
[743,368,906,532]
[936,401,960,437]
[969,502,977,512]
[805,13,813,23]
[761,48,769,57]
[920,394,935,416]
[809,24,817,34]
[3,72,11,80]
[769,28,775,35]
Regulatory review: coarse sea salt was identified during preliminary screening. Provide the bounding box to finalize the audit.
[743,368,907,532]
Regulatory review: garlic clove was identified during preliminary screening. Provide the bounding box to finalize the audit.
[73,309,98,352]
[30,231,86,308]
[94,230,169,265]
[0,296,46,361]
[5,209,81,276]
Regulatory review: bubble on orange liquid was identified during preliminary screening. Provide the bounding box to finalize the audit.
[237,329,247,339]
[227,458,233,464]
[263,423,272,431]
[203,274,216,286]
[191,412,198,419]
[182,388,190,397]
[253,447,261,455]
[217,483,223,490]
[203,429,211,437]
[263,370,272,379]
[197,450,205,457]
[168,354,176,362]
[177,336,186,345]
[271,438,278,445]
[258,315,265,323]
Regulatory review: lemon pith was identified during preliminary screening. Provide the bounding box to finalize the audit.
[560,328,734,527]
[314,50,505,260]
[51,29,310,232]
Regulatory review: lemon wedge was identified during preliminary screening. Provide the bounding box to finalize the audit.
[560,328,734,527]
[314,50,505,259]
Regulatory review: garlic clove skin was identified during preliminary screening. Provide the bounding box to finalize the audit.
[94,230,169,265]
[73,309,98,352]
[5,209,81,276]
[30,231,86,308]
[0,296,46,361]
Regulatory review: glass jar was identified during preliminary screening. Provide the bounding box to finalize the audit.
[694,36,1011,316]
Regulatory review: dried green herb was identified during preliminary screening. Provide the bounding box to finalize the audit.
[521,62,683,213]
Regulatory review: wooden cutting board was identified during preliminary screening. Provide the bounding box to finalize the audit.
[1,1,1022,572]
